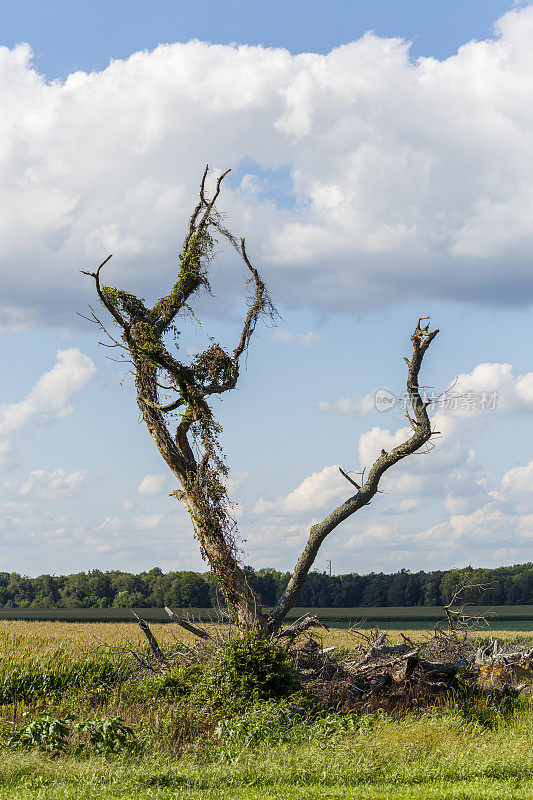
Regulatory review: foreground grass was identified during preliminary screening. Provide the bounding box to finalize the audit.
[1,622,532,799]
[0,705,532,799]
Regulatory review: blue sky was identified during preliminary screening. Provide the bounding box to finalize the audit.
[1,0,533,577]
[0,1,518,75]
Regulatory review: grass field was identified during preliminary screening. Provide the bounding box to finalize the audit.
[1,709,533,800]
[1,619,532,654]
[0,621,531,799]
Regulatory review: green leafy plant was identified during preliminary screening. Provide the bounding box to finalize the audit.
[148,663,204,699]
[6,714,138,756]
[198,635,301,710]
[74,716,137,754]
[7,715,72,754]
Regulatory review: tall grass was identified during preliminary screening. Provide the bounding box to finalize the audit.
[0,626,128,705]
[0,622,531,799]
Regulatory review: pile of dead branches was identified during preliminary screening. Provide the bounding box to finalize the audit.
[126,607,533,713]
[292,628,533,712]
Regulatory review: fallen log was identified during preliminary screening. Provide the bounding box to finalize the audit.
[277,614,329,641]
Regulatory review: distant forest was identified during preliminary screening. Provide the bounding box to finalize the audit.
[0,563,532,609]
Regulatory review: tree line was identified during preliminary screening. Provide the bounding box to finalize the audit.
[0,563,531,609]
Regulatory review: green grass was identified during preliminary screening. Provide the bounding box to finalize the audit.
[0,704,532,799]
[0,622,532,799]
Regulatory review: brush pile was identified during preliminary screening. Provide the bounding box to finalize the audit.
[292,627,533,712]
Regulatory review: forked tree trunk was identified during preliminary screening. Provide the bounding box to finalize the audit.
[83,169,439,638]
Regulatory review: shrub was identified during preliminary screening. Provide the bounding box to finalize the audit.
[198,635,301,710]
[148,663,204,700]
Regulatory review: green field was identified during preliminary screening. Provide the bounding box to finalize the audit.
[1,712,533,800]
[1,605,532,625]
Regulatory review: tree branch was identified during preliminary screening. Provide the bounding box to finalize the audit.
[200,239,274,397]
[151,167,232,330]
[269,319,439,626]
[132,611,170,668]
[339,467,361,491]
[81,255,130,333]
[164,607,213,640]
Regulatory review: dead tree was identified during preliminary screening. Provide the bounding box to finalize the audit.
[83,167,439,636]
[441,579,498,633]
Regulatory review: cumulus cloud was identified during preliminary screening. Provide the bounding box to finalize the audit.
[318,393,376,418]
[137,473,170,496]
[501,459,533,494]
[134,514,165,530]
[448,363,533,416]
[332,361,533,566]
[3,8,533,326]
[329,360,533,507]
[415,502,533,554]
[3,468,87,499]
[331,362,533,429]
[249,357,523,568]
[225,469,248,496]
[0,441,15,470]
[0,497,82,550]
[269,330,322,346]
[0,349,96,437]
[0,348,96,470]
[254,464,348,515]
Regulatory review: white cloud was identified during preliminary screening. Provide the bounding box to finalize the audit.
[254,464,348,515]
[137,473,170,496]
[96,515,125,531]
[3,468,87,499]
[0,441,15,470]
[345,522,394,548]
[134,514,164,530]
[501,459,533,494]
[3,9,533,326]
[0,349,96,437]
[416,502,533,551]
[248,357,515,567]
[0,348,96,472]
[318,393,375,418]
[225,469,248,495]
[357,423,413,467]
[448,362,533,417]
[269,330,322,346]
[335,362,533,428]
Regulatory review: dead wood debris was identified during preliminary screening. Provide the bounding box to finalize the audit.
[129,610,532,711]
[291,630,533,712]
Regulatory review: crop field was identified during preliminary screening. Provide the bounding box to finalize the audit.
[1,619,532,654]
[1,605,532,625]
[0,620,531,799]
